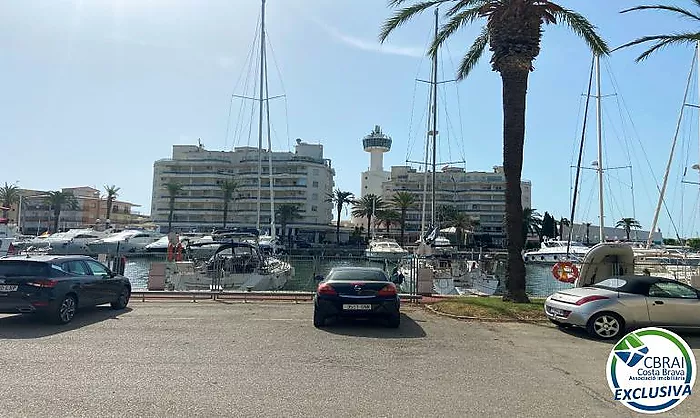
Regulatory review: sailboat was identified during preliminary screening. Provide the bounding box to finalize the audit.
[165,0,293,291]
[397,8,498,296]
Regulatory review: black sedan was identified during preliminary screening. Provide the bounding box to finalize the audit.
[313,267,402,328]
[0,255,131,324]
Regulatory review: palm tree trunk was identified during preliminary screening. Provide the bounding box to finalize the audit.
[400,209,406,245]
[223,200,229,228]
[501,69,530,304]
[626,228,630,242]
[336,209,341,244]
[168,198,175,232]
[366,215,372,241]
[53,209,60,233]
[106,199,112,220]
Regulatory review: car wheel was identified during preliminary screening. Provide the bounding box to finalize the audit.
[111,287,131,310]
[52,294,77,325]
[313,309,326,328]
[586,312,624,340]
[387,313,401,328]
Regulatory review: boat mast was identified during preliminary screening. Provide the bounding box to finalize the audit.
[256,0,266,232]
[647,47,697,248]
[262,0,275,239]
[595,54,605,244]
[430,7,439,227]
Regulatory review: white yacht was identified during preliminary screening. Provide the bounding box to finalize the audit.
[87,229,162,255]
[43,228,109,255]
[522,238,590,264]
[365,239,409,261]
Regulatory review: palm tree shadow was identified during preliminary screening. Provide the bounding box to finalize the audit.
[0,306,132,339]
[318,313,426,339]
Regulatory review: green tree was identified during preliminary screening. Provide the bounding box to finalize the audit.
[391,191,416,245]
[436,205,458,227]
[352,194,385,240]
[0,182,20,219]
[616,217,642,241]
[104,185,120,221]
[663,238,679,246]
[326,189,355,244]
[584,222,592,245]
[220,180,239,228]
[276,203,302,243]
[557,217,570,239]
[164,182,183,232]
[522,208,542,247]
[376,209,401,233]
[541,212,556,240]
[44,191,79,233]
[450,212,478,248]
[380,1,608,303]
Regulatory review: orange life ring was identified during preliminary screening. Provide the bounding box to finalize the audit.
[175,243,183,261]
[167,243,174,261]
[552,261,579,283]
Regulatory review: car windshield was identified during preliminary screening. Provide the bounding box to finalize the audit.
[327,269,388,282]
[0,261,49,277]
[591,278,627,290]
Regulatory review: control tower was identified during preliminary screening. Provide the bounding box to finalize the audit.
[360,125,392,198]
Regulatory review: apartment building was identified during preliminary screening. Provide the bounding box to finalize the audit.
[150,140,335,241]
[381,165,532,246]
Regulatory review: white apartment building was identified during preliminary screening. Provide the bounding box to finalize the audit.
[151,140,335,241]
[381,165,532,246]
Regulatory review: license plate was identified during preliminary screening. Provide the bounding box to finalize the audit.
[343,304,372,311]
[0,285,18,292]
[548,306,565,316]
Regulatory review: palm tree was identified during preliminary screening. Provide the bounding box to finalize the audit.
[326,189,355,244]
[351,194,385,240]
[522,208,542,247]
[44,191,78,233]
[164,182,183,232]
[617,3,700,61]
[616,217,642,241]
[220,180,238,228]
[436,205,458,227]
[276,203,302,243]
[380,1,608,303]
[0,182,20,219]
[557,217,570,239]
[391,191,416,245]
[104,185,120,221]
[376,209,401,233]
[450,212,477,248]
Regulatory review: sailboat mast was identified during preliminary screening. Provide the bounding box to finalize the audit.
[595,54,605,243]
[430,7,438,227]
[256,0,266,232]
[262,2,275,239]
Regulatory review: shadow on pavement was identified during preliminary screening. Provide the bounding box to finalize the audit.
[0,306,132,339]
[558,326,700,348]
[319,313,426,339]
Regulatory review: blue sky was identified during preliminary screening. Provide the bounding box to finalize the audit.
[2,0,700,237]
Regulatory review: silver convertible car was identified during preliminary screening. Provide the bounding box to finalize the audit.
[544,275,700,339]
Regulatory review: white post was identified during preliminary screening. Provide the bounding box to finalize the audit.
[595,54,605,243]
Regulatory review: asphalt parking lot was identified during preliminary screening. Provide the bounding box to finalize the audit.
[1,302,699,417]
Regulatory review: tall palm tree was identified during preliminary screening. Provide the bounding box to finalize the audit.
[352,194,385,240]
[617,3,700,61]
[220,180,238,228]
[391,191,416,245]
[376,209,401,233]
[616,217,642,242]
[164,182,183,232]
[436,205,458,227]
[0,182,20,219]
[522,208,542,247]
[557,217,570,239]
[44,191,78,233]
[104,185,120,221]
[450,212,476,248]
[380,1,608,303]
[276,203,302,243]
[326,189,355,244]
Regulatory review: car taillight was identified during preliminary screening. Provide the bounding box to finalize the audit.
[575,295,608,305]
[26,280,58,288]
[7,243,16,255]
[317,283,337,296]
[377,283,397,296]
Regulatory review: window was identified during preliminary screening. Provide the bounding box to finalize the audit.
[312,168,319,175]
[311,193,318,201]
[312,181,319,188]
[85,260,111,277]
[648,282,698,299]
[311,205,318,212]
[62,260,90,276]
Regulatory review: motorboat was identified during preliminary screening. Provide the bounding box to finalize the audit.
[165,242,293,291]
[42,229,109,255]
[523,238,589,264]
[365,238,409,261]
[86,229,162,255]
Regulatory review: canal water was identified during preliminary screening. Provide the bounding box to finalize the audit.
[123,256,572,297]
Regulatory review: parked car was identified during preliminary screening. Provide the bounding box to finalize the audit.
[313,267,402,328]
[544,275,700,339]
[0,255,131,324]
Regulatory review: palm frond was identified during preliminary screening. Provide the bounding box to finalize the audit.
[617,33,700,61]
[551,8,610,56]
[620,5,700,21]
[457,26,489,80]
[379,0,446,43]
[428,6,485,57]
[445,0,490,16]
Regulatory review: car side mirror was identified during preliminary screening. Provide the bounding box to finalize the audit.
[314,275,324,282]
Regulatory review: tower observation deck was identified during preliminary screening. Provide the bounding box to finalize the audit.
[363,125,392,172]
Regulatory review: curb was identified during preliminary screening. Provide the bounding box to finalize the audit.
[424,304,550,324]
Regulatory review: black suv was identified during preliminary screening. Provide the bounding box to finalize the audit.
[0,255,131,324]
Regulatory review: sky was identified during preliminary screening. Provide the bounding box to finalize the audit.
[2,0,700,238]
